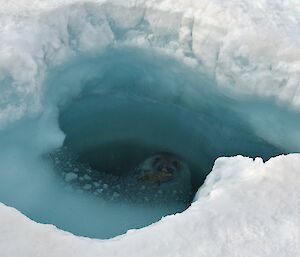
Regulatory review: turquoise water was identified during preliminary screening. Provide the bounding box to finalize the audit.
[0,47,299,239]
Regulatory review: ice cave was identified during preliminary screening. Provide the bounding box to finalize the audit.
[0,0,300,256]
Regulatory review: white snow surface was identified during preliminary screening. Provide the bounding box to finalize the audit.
[0,0,300,256]
[0,0,300,126]
[0,155,300,257]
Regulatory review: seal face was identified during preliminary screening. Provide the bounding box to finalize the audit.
[152,155,181,174]
[137,154,183,185]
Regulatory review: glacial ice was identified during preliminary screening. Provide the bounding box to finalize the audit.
[0,0,300,256]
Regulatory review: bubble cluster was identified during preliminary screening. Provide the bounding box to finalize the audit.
[49,147,193,205]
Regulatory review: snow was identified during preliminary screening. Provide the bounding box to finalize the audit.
[0,0,300,256]
[0,0,300,128]
[0,155,300,257]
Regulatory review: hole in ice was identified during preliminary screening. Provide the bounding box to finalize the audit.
[53,89,197,206]
[1,46,297,240]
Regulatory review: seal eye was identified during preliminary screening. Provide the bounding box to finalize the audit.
[157,164,164,171]
[172,160,180,170]
[153,156,162,166]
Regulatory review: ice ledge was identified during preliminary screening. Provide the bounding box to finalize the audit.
[1,0,300,128]
[1,154,299,257]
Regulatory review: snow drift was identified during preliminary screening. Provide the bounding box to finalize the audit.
[0,0,300,256]
[1,155,300,257]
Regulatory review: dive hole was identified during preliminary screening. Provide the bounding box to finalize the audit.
[0,46,291,240]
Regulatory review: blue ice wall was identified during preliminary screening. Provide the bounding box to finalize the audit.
[0,46,299,239]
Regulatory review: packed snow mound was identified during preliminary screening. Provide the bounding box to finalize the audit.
[0,0,300,126]
[0,154,300,257]
[0,0,300,256]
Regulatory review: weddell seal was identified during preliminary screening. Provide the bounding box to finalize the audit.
[135,153,191,186]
